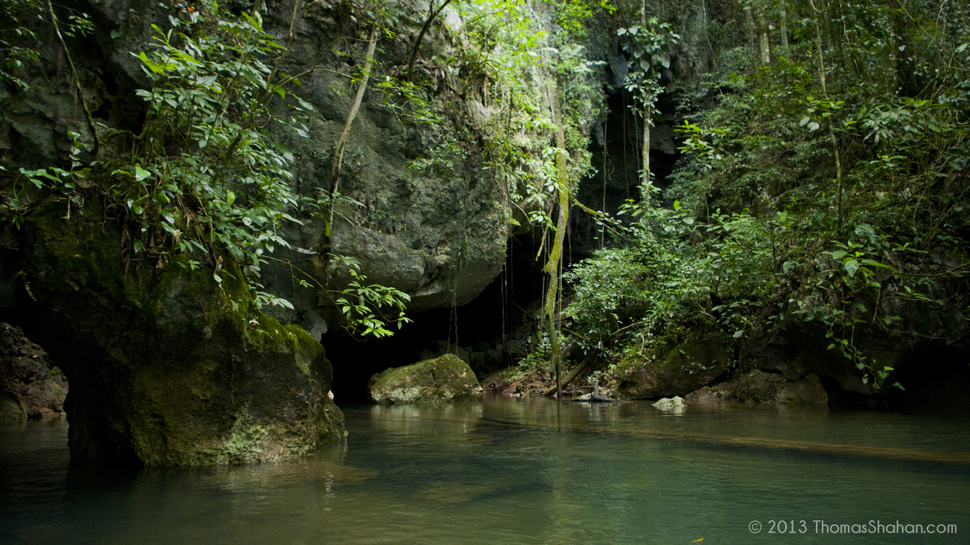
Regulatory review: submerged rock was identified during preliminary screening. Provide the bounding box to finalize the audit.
[652,396,685,410]
[368,354,483,404]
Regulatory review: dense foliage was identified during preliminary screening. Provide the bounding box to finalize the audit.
[562,0,970,390]
[1,0,413,336]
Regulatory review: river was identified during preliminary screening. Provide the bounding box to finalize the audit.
[1,396,968,544]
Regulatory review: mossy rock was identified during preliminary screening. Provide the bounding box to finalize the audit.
[368,354,483,404]
[732,370,828,405]
[13,202,345,466]
[611,331,732,400]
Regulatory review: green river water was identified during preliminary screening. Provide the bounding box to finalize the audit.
[1,396,968,544]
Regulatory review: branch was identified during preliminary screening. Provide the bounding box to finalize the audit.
[405,0,454,80]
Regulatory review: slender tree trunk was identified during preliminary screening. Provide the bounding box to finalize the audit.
[642,109,651,197]
[809,0,844,231]
[640,0,650,196]
[328,26,379,236]
[780,0,789,49]
[541,129,569,401]
[538,77,568,401]
[600,115,607,249]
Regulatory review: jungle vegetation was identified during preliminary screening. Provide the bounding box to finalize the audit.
[561,0,970,390]
[2,0,969,390]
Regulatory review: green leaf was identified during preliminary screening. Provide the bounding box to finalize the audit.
[135,165,151,182]
[844,259,859,278]
[134,51,163,75]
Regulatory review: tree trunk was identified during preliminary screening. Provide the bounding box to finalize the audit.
[780,0,789,49]
[542,125,569,401]
[328,26,379,237]
[642,109,650,198]
[756,16,771,64]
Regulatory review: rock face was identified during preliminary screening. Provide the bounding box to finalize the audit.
[0,323,67,422]
[0,0,510,333]
[368,354,483,404]
[611,331,732,400]
[11,204,344,466]
[245,3,510,323]
[685,370,829,405]
[731,370,828,405]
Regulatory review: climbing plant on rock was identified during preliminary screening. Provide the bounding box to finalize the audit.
[617,17,678,196]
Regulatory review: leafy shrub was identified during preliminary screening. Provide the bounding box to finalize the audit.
[103,6,313,306]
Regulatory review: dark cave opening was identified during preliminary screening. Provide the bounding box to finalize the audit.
[325,234,547,403]
[885,342,970,412]
[569,87,682,260]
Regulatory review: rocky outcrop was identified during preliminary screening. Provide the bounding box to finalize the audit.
[0,0,512,464]
[246,3,510,323]
[0,0,511,333]
[610,331,732,400]
[368,354,483,404]
[685,370,829,405]
[11,203,343,465]
[0,323,67,422]
[731,370,828,405]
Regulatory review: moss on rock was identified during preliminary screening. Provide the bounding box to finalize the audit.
[368,354,483,404]
[609,331,733,400]
[13,202,344,466]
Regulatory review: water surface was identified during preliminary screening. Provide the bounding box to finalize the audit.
[1,396,968,544]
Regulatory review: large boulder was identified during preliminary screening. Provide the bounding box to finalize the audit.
[368,354,483,404]
[610,331,732,400]
[11,203,344,466]
[730,370,829,405]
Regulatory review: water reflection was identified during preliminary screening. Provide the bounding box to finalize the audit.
[2,398,969,545]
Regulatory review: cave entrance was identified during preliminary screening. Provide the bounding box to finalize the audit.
[325,234,546,403]
[325,87,687,404]
[885,342,970,411]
